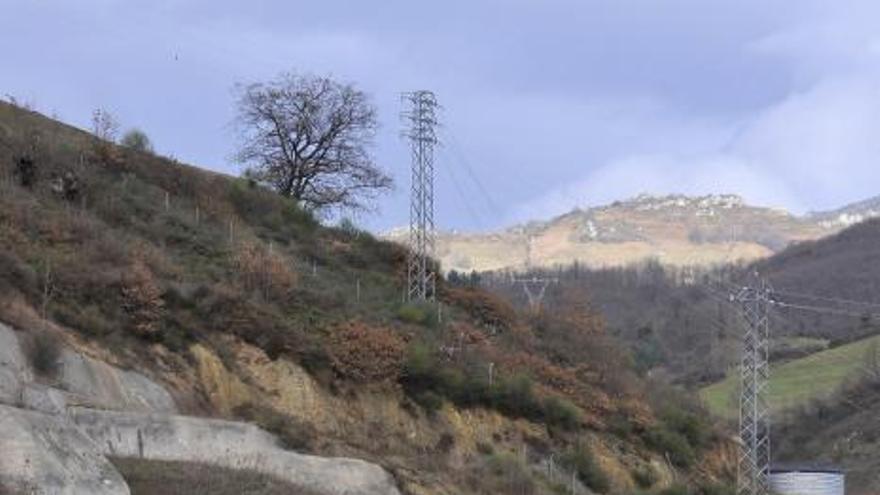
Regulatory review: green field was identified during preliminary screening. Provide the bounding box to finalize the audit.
[700,334,880,418]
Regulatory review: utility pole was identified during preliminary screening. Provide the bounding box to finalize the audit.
[517,276,556,312]
[402,90,439,302]
[735,276,772,495]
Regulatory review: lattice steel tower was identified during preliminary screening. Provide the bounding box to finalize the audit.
[736,277,772,495]
[402,91,439,301]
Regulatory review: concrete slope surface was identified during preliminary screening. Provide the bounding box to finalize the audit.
[72,408,401,495]
[0,322,401,495]
[0,405,130,495]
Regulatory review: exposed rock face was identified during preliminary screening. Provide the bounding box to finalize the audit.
[0,323,32,406]
[71,408,402,495]
[0,322,175,414]
[0,405,130,495]
[0,323,402,495]
[57,350,176,413]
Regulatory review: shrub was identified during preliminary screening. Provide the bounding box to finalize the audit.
[121,128,154,153]
[400,345,582,429]
[396,303,437,327]
[412,390,444,413]
[632,464,658,488]
[231,240,296,301]
[481,453,537,495]
[643,427,695,468]
[328,321,406,382]
[660,484,691,495]
[120,258,165,339]
[13,156,37,188]
[699,483,735,495]
[659,406,711,449]
[542,396,581,431]
[562,444,610,494]
[233,403,316,452]
[443,287,515,332]
[24,330,62,378]
[490,374,541,419]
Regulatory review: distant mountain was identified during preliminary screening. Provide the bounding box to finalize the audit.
[809,195,880,229]
[388,193,880,273]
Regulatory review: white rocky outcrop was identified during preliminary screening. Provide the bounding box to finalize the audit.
[71,408,401,495]
[0,322,401,495]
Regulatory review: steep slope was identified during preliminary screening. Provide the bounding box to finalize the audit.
[0,101,734,494]
[753,217,880,342]
[700,333,880,418]
[481,216,880,390]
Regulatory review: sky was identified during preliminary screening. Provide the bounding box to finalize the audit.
[3,1,880,232]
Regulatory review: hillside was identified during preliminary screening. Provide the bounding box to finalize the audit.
[477,214,880,390]
[773,375,880,495]
[391,193,880,274]
[0,101,736,494]
[699,334,880,418]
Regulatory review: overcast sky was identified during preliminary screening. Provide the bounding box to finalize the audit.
[3,1,880,231]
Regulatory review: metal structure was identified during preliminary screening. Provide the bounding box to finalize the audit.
[736,277,773,495]
[402,91,439,301]
[768,466,844,495]
[517,276,556,312]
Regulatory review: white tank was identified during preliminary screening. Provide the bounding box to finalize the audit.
[769,466,844,495]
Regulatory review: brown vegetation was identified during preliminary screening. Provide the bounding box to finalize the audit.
[110,458,316,495]
[328,321,406,383]
[121,258,166,339]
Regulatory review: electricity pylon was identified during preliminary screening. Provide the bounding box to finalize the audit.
[402,90,439,301]
[736,277,772,495]
[517,276,556,312]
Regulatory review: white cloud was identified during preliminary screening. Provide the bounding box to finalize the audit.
[516,2,880,223]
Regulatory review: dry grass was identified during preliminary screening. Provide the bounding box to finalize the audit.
[111,458,318,495]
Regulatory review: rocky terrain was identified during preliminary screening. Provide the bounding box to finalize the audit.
[386,193,880,273]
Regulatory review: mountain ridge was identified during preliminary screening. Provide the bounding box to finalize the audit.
[386,192,880,273]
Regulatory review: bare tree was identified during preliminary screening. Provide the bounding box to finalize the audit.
[233,73,391,213]
[91,108,119,143]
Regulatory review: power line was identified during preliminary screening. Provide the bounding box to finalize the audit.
[442,129,505,221]
[769,299,879,319]
[770,288,880,310]
[436,146,486,230]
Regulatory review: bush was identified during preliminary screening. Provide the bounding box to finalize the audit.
[396,303,437,327]
[542,396,581,431]
[120,259,165,339]
[659,406,711,449]
[632,464,658,488]
[121,128,154,153]
[659,485,691,495]
[481,453,537,495]
[562,444,610,494]
[24,330,62,378]
[400,344,582,429]
[328,321,406,382]
[643,427,695,468]
[233,403,316,452]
